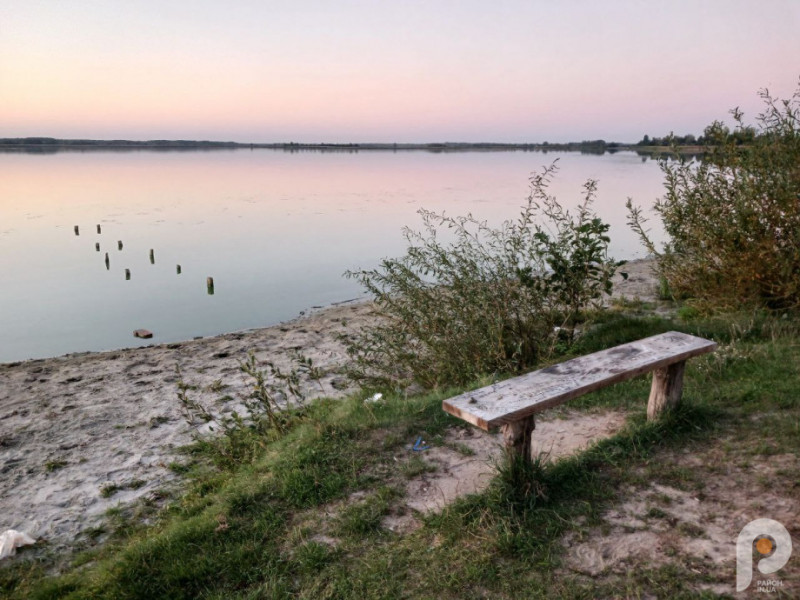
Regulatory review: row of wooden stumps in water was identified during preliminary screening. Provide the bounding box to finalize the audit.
[78,224,215,294]
[75,224,105,235]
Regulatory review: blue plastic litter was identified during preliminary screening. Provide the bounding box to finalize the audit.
[412,436,429,451]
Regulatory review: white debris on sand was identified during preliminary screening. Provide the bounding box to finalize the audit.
[0,530,36,559]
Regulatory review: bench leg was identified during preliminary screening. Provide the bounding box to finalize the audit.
[647,360,686,421]
[502,416,535,463]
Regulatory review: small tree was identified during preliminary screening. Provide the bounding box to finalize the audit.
[344,162,619,390]
[628,80,800,312]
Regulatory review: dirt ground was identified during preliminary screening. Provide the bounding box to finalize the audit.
[384,410,628,533]
[562,444,799,597]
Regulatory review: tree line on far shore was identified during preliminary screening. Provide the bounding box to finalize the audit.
[637,123,757,147]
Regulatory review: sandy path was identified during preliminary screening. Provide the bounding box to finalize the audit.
[0,260,656,551]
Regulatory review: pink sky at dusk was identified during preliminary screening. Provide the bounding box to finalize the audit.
[1,0,798,143]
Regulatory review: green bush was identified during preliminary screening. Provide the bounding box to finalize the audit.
[344,162,619,389]
[628,80,800,312]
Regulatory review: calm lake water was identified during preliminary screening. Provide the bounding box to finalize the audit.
[0,149,665,363]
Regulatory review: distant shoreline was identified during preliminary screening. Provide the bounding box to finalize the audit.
[0,137,703,156]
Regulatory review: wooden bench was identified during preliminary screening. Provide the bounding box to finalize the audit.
[442,331,716,463]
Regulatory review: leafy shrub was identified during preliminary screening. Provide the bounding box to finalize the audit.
[628,81,800,312]
[344,162,619,389]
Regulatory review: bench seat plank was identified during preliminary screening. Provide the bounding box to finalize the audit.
[443,331,716,431]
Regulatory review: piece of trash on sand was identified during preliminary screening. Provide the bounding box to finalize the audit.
[412,436,429,451]
[365,393,383,404]
[0,530,36,559]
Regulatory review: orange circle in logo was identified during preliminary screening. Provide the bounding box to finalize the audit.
[756,538,773,555]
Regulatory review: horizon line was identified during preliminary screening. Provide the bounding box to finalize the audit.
[1,137,645,147]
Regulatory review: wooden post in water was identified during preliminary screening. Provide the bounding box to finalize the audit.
[207,277,215,295]
[176,265,182,274]
[95,242,100,251]
[104,252,110,269]
[149,249,155,264]
[125,268,131,280]
[502,415,535,464]
[118,240,123,250]
[96,224,101,234]
[647,360,686,421]
[74,225,79,236]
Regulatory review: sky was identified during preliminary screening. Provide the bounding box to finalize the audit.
[1,0,798,143]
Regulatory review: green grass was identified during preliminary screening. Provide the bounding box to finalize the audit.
[3,311,799,599]
[99,479,148,499]
[99,484,121,499]
[44,460,68,473]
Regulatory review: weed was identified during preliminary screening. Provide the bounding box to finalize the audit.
[446,441,476,456]
[44,460,67,472]
[609,296,655,313]
[400,456,437,478]
[99,484,121,499]
[147,415,169,428]
[206,379,225,393]
[175,353,309,470]
[292,352,326,395]
[345,162,620,389]
[293,541,336,575]
[491,453,551,510]
[175,365,214,425]
[334,487,396,537]
[99,479,147,499]
[167,462,190,475]
[676,305,699,320]
[677,522,705,538]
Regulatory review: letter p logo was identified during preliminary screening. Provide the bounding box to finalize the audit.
[736,518,792,591]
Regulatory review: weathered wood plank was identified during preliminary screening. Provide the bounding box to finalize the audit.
[647,360,686,421]
[442,331,716,431]
[502,415,535,461]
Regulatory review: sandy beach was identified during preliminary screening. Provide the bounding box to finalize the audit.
[0,259,657,553]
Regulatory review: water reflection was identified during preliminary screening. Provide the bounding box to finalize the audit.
[0,149,666,362]
[0,141,705,162]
